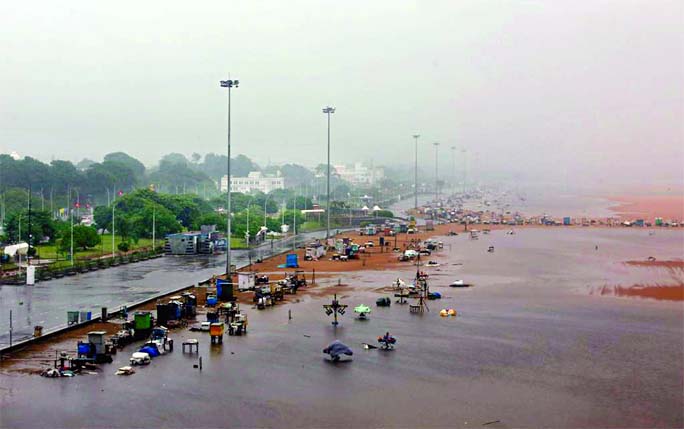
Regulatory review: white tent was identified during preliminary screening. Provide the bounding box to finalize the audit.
[372,205,381,212]
[3,242,29,257]
[361,205,369,212]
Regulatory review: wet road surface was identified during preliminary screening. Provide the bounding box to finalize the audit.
[0,233,323,348]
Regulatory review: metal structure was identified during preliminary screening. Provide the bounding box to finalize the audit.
[220,78,239,279]
[413,134,420,209]
[433,142,440,201]
[322,106,335,239]
[450,146,457,192]
[461,148,467,195]
[323,293,348,326]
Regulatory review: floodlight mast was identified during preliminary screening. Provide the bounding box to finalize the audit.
[322,106,335,240]
[220,79,239,281]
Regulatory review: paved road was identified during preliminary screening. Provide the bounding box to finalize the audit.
[0,232,322,348]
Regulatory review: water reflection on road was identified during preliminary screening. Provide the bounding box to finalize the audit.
[0,232,323,347]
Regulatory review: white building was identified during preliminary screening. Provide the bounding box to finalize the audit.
[220,171,284,194]
[333,162,385,186]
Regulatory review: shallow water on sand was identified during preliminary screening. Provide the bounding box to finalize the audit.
[1,228,682,428]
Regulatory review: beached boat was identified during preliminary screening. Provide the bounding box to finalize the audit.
[449,280,472,288]
[115,366,135,375]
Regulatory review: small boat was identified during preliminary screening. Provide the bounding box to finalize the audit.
[426,261,440,267]
[354,304,371,320]
[115,366,136,376]
[449,280,472,288]
[130,352,151,366]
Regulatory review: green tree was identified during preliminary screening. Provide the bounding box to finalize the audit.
[4,210,58,244]
[58,225,101,252]
[104,152,146,181]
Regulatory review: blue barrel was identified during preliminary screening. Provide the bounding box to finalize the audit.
[207,296,217,306]
[78,343,91,355]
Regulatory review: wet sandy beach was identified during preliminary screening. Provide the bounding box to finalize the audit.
[1,227,683,428]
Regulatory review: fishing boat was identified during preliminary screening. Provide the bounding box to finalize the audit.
[115,366,136,376]
[354,304,371,320]
[449,280,472,288]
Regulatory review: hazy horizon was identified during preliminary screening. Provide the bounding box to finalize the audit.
[1,1,682,188]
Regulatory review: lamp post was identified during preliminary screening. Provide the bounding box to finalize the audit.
[433,142,440,202]
[450,146,456,193]
[220,78,239,279]
[461,148,467,195]
[152,207,156,251]
[111,201,115,258]
[413,134,420,209]
[245,194,258,246]
[292,193,297,252]
[263,194,271,229]
[322,106,335,240]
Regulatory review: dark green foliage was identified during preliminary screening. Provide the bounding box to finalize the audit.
[4,210,58,244]
[58,225,101,252]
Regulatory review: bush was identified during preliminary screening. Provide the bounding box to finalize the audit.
[375,210,394,218]
[117,241,130,252]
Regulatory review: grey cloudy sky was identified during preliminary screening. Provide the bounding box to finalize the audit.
[1,1,682,187]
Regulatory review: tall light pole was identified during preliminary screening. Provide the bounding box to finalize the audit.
[111,201,115,258]
[413,134,420,209]
[450,146,457,193]
[67,187,74,265]
[433,142,440,202]
[263,194,271,228]
[292,193,297,252]
[245,194,258,245]
[152,207,156,251]
[322,106,335,240]
[461,148,467,195]
[220,78,239,279]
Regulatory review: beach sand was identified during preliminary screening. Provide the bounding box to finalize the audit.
[607,195,684,220]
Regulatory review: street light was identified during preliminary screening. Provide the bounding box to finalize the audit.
[461,148,467,195]
[322,106,335,240]
[433,142,440,202]
[450,146,457,193]
[413,134,420,209]
[263,193,271,229]
[245,194,258,245]
[220,78,239,279]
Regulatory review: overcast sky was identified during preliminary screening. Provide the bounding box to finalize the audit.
[1,1,682,187]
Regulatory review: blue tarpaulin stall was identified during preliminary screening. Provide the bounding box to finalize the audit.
[278,253,299,268]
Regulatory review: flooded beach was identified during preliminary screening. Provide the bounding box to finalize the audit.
[2,227,682,428]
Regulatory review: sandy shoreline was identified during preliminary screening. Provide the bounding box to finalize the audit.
[606,194,684,221]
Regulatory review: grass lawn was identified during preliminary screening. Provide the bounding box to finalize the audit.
[36,235,156,262]
[230,237,248,249]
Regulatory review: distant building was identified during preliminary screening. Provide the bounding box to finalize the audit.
[332,162,384,186]
[220,171,284,194]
